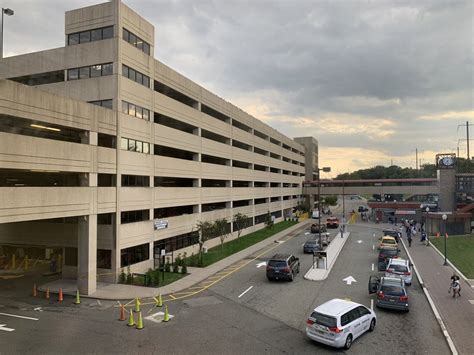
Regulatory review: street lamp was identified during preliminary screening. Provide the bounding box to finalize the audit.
[1,7,14,59]
[425,207,429,246]
[442,214,448,266]
[317,167,331,248]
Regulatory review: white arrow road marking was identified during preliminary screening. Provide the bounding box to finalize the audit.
[33,307,43,312]
[256,262,267,268]
[357,240,363,244]
[304,232,310,235]
[0,324,14,332]
[238,286,254,298]
[343,276,357,285]
[0,313,38,321]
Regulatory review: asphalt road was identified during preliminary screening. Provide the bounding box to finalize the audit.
[0,221,450,354]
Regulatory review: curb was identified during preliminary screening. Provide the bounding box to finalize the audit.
[400,238,458,355]
[303,232,350,281]
[429,241,474,288]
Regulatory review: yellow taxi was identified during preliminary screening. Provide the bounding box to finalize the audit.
[378,236,398,250]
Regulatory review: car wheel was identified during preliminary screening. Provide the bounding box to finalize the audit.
[297,265,300,273]
[289,272,294,282]
[267,276,273,281]
[344,334,353,350]
[369,318,376,332]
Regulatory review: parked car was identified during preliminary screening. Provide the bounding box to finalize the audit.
[368,276,409,312]
[377,248,400,271]
[378,236,398,250]
[311,223,327,234]
[266,254,300,281]
[306,298,376,350]
[382,230,401,243]
[326,217,340,228]
[358,206,369,212]
[385,258,412,285]
[303,239,321,254]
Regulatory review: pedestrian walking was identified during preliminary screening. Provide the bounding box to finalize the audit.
[449,276,461,298]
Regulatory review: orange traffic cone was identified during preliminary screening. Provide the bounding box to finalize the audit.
[58,288,63,302]
[33,284,37,297]
[45,288,50,299]
[119,304,126,321]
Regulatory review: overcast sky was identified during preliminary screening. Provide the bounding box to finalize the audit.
[3,0,473,177]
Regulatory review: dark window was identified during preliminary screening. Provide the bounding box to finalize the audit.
[233,180,251,187]
[201,154,228,166]
[154,205,195,218]
[154,176,196,187]
[154,112,196,134]
[68,33,79,45]
[154,231,199,253]
[97,249,112,269]
[97,213,114,225]
[68,63,112,81]
[202,202,227,212]
[9,70,65,86]
[122,101,150,121]
[121,243,149,267]
[122,64,150,88]
[91,28,102,41]
[121,137,150,154]
[97,133,116,148]
[154,145,196,161]
[201,104,230,123]
[90,64,102,78]
[121,174,150,187]
[88,99,113,109]
[79,67,90,79]
[102,63,113,76]
[98,173,116,187]
[311,312,337,328]
[65,247,78,266]
[122,27,151,55]
[121,209,150,224]
[154,80,198,108]
[79,31,91,43]
[68,68,79,81]
[202,179,228,187]
[102,26,113,39]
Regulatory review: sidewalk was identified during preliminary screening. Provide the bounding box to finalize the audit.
[304,231,350,281]
[39,219,312,300]
[405,240,474,355]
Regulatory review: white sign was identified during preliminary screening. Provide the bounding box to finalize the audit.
[343,276,357,285]
[161,249,166,256]
[154,219,168,230]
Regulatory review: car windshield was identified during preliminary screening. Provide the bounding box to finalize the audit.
[388,264,408,273]
[305,240,317,245]
[380,285,404,296]
[311,312,337,327]
[268,260,287,267]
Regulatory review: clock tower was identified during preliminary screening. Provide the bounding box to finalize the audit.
[436,153,456,212]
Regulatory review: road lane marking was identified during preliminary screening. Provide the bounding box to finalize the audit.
[372,245,375,250]
[0,313,38,321]
[357,240,363,244]
[342,276,357,285]
[238,286,254,298]
[371,263,374,271]
[370,299,374,310]
[256,262,267,268]
[0,324,14,332]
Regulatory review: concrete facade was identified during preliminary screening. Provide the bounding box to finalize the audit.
[0,0,308,294]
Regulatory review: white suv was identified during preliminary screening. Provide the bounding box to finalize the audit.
[306,298,377,350]
[385,258,412,285]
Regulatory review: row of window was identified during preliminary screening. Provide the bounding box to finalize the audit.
[120,137,150,154]
[68,26,113,46]
[68,63,113,81]
[123,28,151,55]
[122,101,150,120]
[122,64,150,88]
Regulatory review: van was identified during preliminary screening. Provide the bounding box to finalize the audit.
[306,298,376,350]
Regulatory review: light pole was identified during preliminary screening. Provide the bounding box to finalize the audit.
[1,7,14,59]
[317,167,331,248]
[442,214,448,266]
[341,179,345,237]
[425,207,429,246]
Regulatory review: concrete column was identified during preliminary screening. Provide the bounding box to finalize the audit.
[78,214,97,295]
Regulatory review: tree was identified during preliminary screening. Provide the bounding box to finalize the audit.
[214,218,231,251]
[195,220,215,265]
[324,195,338,206]
[233,213,250,239]
[264,211,274,229]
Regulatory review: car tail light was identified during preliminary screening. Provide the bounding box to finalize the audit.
[377,291,384,299]
[404,272,411,275]
[306,319,314,326]
[399,295,408,302]
[387,268,394,273]
[393,256,398,259]
[328,326,342,333]
[283,267,290,273]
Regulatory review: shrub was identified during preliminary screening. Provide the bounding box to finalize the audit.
[164,261,171,273]
[181,263,187,274]
[119,269,126,284]
[173,256,181,273]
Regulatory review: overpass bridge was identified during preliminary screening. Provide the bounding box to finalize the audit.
[303,178,439,197]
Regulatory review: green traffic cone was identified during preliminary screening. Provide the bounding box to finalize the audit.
[134,297,140,313]
[154,294,163,307]
[136,311,144,330]
[163,305,170,322]
[74,289,81,305]
[127,310,135,327]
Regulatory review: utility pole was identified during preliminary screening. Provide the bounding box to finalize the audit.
[416,148,418,170]
[458,121,471,160]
